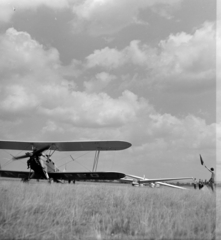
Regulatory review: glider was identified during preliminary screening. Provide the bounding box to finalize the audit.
[0,140,131,183]
[121,174,193,190]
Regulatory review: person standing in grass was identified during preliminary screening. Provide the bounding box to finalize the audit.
[198,179,204,190]
[204,166,215,191]
[193,178,197,189]
[200,155,215,192]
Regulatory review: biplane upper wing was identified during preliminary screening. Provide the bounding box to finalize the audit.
[0,170,125,181]
[0,140,131,151]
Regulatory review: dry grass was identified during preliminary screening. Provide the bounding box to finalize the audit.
[216,188,221,239]
[0,180,217,240]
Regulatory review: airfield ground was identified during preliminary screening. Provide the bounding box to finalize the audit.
[0,179,219,240]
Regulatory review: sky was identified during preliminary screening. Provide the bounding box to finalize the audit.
[0,0,219,182]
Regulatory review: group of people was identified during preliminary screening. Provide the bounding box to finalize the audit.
[193,167,215,191]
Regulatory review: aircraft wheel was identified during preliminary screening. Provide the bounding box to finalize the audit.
[22,178,29,182]
[48,178,53,184]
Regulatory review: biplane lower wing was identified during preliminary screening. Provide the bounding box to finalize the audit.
[49,171,125,181]
[0,170,30,179]
[0,170,125,181]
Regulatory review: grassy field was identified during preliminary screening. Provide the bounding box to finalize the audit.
[0,180,218,240]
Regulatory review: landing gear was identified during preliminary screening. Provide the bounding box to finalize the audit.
[68,179,75,184]
[21,177,29,182]
[48,178,53,184]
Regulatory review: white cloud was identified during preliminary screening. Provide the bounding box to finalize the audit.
[216,16,221,180]
[157,22,215,78]
[0,0,69,22]
[0,28,148,129]
[86,22,215,91]
[39,90,146,127]
[1,85,38,111]
[0,0,182,28]
[149,114,215,150]
[86,47,125,69]
[84,72,116,93]
[216,20,221,123]
[71,0,182,36]
[0,28,60,76]
[86,40,153,69]
[119,107,215,153]
[42,120,64,134]
[0,28,62,116]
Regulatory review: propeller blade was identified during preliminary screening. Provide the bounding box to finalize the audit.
[12,145,50,160]
[13,152,32,160]
[33,145,50,155]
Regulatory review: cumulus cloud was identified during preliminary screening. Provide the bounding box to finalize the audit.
[86,40,154,69]
[0,28,148,130]
[0,28,60,76]
[39,90,148,128]
[157,22,215,78]
[1,85,38,112]
[0,0,69,22]
[86,47,125,69]
[149,114,215,150]
[84,72,116,93]
[0,28,62,115]
[0,0,182,29]
[71,0,182,36]
[216,18,221,178]
[216,20,221,123]
[119,108,215,152]
[86,21,215,91]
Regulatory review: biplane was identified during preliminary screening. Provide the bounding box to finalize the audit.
[0,140,131,183]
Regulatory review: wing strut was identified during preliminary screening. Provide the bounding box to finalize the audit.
[92,150,100,172]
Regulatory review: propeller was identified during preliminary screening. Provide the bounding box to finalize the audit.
[13,145,50,160]
[13,152,32,160]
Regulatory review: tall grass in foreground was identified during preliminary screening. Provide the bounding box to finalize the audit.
[216,188,221,239]
[0,181,216,240]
